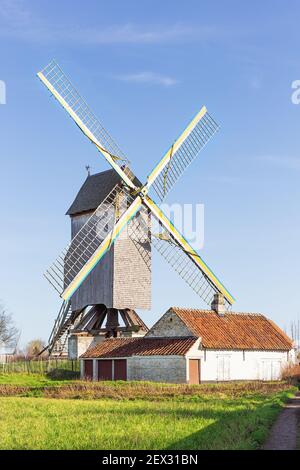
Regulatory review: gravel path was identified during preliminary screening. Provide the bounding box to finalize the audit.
[262,392,300,450]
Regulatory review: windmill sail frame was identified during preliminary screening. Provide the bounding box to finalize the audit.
[37,60,136,189]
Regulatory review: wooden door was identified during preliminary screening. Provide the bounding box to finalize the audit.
[189,359,200,384]
[97,359,113,381]
[114,359,127,381]
[84,360,93,380]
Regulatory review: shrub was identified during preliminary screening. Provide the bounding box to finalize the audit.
[280,364,300,385]
[46,368,80,381]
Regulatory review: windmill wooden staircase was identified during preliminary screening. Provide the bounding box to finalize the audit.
[47,301,83,356]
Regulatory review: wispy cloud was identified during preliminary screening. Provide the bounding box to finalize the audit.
[74,24,218,45]
[115,72,178,87]
[0,0,31,25]
[0,1,223,46]
[259,155,300,171]
[0,21,218,45]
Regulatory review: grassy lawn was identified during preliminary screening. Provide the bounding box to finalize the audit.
[0,373,296,450]
[0,373,76,387]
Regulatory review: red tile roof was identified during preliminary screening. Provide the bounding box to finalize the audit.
[81,336,197,358]
[170,308,292,351]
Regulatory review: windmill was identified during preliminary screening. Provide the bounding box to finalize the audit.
[37,60,235,356]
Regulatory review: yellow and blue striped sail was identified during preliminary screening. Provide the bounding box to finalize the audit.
[147,107,219,201]
[37,60,136,190]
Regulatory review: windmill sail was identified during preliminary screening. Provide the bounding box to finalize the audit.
[147,107,219,201]
[37,60,136,189]
[44,185,139,298]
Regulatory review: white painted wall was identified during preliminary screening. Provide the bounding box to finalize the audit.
[186,346,295,381]
[69,335,105,360]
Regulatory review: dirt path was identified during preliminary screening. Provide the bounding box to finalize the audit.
[262,392,300,450]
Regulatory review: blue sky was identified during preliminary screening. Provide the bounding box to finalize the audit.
[0,0,300,346]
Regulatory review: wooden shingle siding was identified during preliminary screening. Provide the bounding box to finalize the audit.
[112,219,151,310]
[67,171,151,311]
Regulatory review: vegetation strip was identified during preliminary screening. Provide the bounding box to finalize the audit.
[0,375,295,399]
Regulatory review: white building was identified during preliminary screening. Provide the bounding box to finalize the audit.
[0,347,15,364]
[80,295,295,383]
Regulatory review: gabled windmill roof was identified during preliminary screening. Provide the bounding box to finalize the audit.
[168,308,293,351]
[66,168,141,216]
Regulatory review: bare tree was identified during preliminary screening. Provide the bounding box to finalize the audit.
[25,339,46,357]
[0,306,19,350]
[289,319,300,346]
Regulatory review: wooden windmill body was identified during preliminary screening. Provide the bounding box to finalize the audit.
[66,169,151,312]
[65,169,151,357]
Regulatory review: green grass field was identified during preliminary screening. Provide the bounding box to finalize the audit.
[0,373,296,450]
[0,372,76,387]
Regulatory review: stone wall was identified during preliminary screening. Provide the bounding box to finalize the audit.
[128,356,187,383]
[146,310,193,337]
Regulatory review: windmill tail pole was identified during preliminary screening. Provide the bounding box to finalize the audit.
[36,345,50,357]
